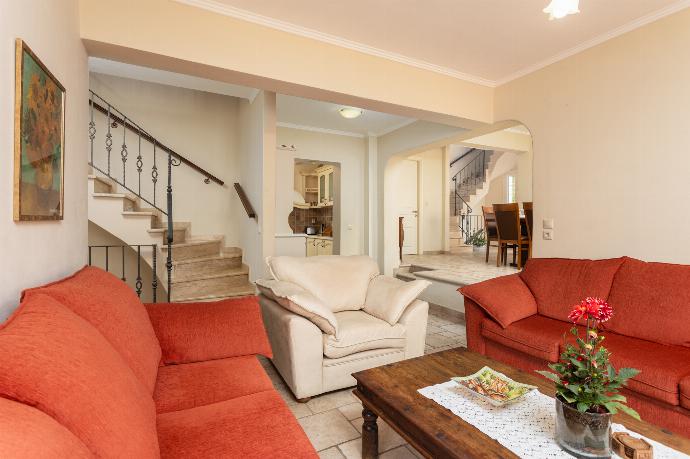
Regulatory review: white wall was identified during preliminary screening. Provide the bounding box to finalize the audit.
[89,73,241,244]
[275,127,366,256]
[0,0,89,320]
[495,8,690,263]
[237,91,276,280]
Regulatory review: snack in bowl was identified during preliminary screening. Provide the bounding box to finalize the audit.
[452,366,537,407]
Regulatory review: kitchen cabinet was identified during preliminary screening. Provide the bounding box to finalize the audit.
[315,165,334,205]
[306,237,333,257]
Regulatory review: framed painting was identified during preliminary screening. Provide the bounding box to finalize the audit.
[14,38,66,221]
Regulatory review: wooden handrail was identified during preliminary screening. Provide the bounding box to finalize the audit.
[234,183,257,219]
[449,148,477,167]
[89,99,225,186]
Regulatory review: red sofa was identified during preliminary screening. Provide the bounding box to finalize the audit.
[460,256,690,438]
[0,266,317,458]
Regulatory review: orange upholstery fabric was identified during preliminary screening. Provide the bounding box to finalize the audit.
[681,377,690,410]
[157,390,318,459]
[482,315,565,362]
[607,257,690,347]
[561,331,690,406]
[519,257,624,321]
[154,356,274,413]
[146,297,272,364]
[23,266,161,393]
[0,293,159,458]
[0,397,93,458]
[460,274,537,328]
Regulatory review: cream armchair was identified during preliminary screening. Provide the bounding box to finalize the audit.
[257,255,430,401]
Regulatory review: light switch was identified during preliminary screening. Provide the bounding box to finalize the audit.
[347,224,353,230]
[543,219,554,229]
[543,230,553,240]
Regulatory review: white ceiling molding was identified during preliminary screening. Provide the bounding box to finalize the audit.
[496,0,690,85]
[173,0,496,87]
[277,122,365,138]
[175,0,690,88]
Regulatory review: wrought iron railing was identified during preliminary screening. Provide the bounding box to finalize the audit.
[88,244,159,302]
[462,215,485,246]
[450,149,490,244]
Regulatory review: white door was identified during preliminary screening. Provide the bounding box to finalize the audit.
[398,160,419,255]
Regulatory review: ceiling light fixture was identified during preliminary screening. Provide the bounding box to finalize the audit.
[339,107,363,119]
[543,0,580,20]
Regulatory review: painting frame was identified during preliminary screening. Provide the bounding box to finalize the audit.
[14,38,66,221]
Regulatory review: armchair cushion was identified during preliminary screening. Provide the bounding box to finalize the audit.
[363,276,430,325]
[146,296,272,364]
[266,255,379,312]
[256,279,338,336]
[323,311,406,359]
[459,274,538,328]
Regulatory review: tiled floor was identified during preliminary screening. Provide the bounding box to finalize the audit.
[402,249,517,286]
[258,311,466,458]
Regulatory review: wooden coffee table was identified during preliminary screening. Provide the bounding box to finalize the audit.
[352,348,690,458]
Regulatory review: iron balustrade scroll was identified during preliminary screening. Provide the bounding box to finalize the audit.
[88,244,159,302]
[450,149,490,243]
[87,90,228,301]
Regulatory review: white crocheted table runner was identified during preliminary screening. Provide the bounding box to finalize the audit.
[418,381,688,458]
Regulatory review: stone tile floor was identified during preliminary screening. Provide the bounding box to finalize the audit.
[258,311,467,458]
[402,249,517,286]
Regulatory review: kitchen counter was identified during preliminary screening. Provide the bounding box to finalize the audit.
[275,233,333,241]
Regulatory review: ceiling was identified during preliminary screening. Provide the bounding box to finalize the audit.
[89,58,413,137]
[181,0,688,85]
[277,94,413,137]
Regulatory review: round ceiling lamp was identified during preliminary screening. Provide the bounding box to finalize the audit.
[339,107,363,119]
[543,0,580,20]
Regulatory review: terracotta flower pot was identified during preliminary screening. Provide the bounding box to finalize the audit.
[555,397,612,458]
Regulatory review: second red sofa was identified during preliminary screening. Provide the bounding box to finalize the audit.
[460,256,690,438]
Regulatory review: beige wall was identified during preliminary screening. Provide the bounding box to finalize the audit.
[237,91,276,280]
[78,0,493,128]
[495,8,690,263]
[418,149,445,253]
[275,127,367,256]
[89,73,242,244]
[0,0,89,320]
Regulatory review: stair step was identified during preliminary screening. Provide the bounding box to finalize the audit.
[92,192,138,211]
[172,251,243,280]
[161,238,222,261]
[147,227,188,245]
[88,174,115,193]
[122,210,160,226]
[172,265,248,287]
[173,284,256,303]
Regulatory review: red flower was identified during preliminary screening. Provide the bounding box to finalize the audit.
[568,297,614,323]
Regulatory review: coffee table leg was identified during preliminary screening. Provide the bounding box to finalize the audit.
[362,407,379,459]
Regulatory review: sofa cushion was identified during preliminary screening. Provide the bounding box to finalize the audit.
[460,274,538,328]
[23,266,161,393]
[154,356,274,414]
[256,279,338,335]
[0,397,92,459]
[266,255,379,312]
[606,257,690,347]
[0,293,159,458]
[157,390,317,458]
[481,315,565,362]
[560,331,690,406]
[363,276,430,325]
[519,258,625,322]
[323,311,406,359]
[681,376,690,410]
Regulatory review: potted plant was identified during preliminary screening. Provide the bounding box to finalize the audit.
[537,297,640,458]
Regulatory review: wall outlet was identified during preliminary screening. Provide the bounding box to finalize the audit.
[543,230,553,240]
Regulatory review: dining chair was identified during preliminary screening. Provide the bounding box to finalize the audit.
[522,202,533,259]
[482,206,499,264]
[493,203,530,269]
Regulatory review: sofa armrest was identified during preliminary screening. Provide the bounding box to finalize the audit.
[398,299,429,358]
[459,274,537,328]
[259,296,324,399]
[145,296,272,364]
[464,298,490,354]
